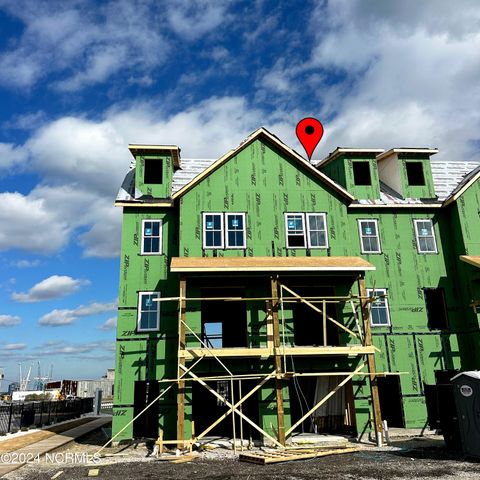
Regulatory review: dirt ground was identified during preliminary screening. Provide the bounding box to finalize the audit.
[5,428,480,480]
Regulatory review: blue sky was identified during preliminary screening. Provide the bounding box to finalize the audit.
[0,0,479,386]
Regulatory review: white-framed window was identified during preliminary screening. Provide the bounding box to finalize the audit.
[358,219,381,253]
[306,213,328,248]
[141,219,162,255]
[367,288,391,327]
[285,213,306,248]
[285,213,329,249]
[137,292,160,332]
[202,213,247,249]
[225,213,246,248]
[203,213,224,249]
[414,219,437,253]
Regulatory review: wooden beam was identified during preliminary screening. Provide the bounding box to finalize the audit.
[271,276,286,446]
[177,277,187,449]
[280,282,359,339]
[192,371,275,442]
[285,363,366,437]
[180,366,283,448]
[358,275,383,446]
[178,345,378,359]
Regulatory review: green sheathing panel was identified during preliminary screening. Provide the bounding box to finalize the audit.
[114,135,480,441]
[351,209,461,429]
[179,138,349,257]
[112,206,179,440]
[345,156,380,199]
[318,154,381,199]
[134,154,173,198]
[443,181,480,368]
[399,155,436,199]
[319,159,347,189]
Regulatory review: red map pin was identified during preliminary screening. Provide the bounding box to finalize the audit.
[296,117,324,160]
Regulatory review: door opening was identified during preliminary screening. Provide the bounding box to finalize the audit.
[377,376,405,428]
[133,380,160,438]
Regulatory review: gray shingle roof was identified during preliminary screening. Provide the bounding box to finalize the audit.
[116,155,480,204]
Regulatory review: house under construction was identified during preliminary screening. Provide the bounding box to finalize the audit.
[112,128,480,447]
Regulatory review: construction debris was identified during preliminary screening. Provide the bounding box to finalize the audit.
[239,446,360,465]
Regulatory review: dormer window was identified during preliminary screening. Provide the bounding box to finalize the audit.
[144,159,163,184]
[352,161,371,186]
[405,162,425,186]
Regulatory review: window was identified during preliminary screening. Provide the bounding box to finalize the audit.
[137,292,160,332]
[352,161,372,186]
[225,213,246,248]
[285,213,306,248]
[306,213,328,248]
[144,159,163,184]
[424,288,448,329]
[202,213,246,249]
[414,219,437,253]
[141,220,162,254]
[203,322,223,348]
[367,288,391,326]
[203,213,224,249]
[358,220,381,253]
[285,213,329,249]
[405,162,425,186]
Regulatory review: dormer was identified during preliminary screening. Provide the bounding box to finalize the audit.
[376,148,438,199]
[129,145,180,199]
[317,148,385,199]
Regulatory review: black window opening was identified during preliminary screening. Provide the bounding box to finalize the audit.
[405,162,426,186]
[352,161,372,186]
[144,159,163,184]
[424,288,449,330]
[201,287,247,348]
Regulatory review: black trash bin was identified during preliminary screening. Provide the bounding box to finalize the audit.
[452,371,480,458]
[424,382,461,449]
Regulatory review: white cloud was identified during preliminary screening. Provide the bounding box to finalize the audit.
[0,0,239,91]
[251,0,480,161]
[0,192,70,253]
[39,301,117,326]
[0,1,170,91]
[0,96,294,258]
[0,315,21,327]
[165,0,232,41]
[98,317,117,331]
[3,343,26,351]
[11,259,41,268]
[0,143,28,172]
[11,275,90,303]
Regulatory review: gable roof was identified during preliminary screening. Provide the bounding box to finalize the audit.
[116,130,480,208]
[171,127,354,201]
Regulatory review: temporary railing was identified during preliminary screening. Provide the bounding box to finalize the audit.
[0,398,94,435]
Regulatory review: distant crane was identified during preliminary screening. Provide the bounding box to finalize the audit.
[33,361,52,390]
[19,362,33,391]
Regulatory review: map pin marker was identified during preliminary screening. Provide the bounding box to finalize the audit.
[296,117,324,160]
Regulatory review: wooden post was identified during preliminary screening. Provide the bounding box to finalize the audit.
[323,299,327,347]
[271,276,286,446]
[358,275,383,446]
[177,277,187,450]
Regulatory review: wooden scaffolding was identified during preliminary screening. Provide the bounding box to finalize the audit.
[101,273,388,455]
